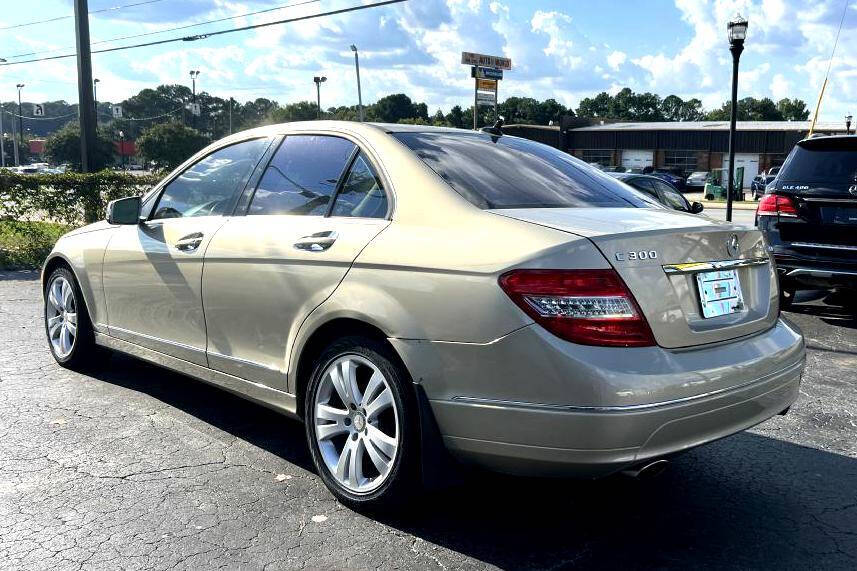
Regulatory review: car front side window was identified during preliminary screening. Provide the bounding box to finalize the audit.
[151,138,270,220]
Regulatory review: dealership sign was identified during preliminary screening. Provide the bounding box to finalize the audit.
[461,51,512,70]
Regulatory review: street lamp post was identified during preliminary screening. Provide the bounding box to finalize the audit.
[846,114,852,135]
[350,45,364,122]
[189,70,200,128]
[93,78,100,124]
[313,76,327,119]
[725,15,748,223]
[16,83,24,147]
[118,129,125,170]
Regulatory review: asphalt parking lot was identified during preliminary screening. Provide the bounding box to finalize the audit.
[1,271,855,570]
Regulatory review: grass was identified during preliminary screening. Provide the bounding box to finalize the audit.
[0,220,71,270]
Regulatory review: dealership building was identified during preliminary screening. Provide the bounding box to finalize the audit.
[505,120,850,188]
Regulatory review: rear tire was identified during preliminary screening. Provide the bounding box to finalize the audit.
[44,267,100,369]
[304,336,419,511]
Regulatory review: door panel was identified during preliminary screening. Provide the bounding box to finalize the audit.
[103,217,227,365]
[201,215,389,389]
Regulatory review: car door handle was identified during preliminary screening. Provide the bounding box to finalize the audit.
[174,232,204,252]
[293,231,338,252]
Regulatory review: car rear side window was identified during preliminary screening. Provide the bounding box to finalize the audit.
[249,135,356,216]
[330,153,388,218]
[780,141,857,183]
[151,138,270,220]
[393,132,648,209]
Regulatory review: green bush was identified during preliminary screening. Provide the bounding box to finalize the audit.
[0,170,160,226]
[0,220,70,270]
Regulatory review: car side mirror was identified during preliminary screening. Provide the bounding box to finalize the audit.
[106,196,142,225]
[690,201,704,214]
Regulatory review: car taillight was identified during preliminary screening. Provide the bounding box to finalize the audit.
[757,194,798,217]
[498,269,656,347]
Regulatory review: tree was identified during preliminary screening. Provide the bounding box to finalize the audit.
[705,97,787,121]
[777,98,810,121]
[271,101,319,122]
[576,92,613,118]
[372,94,418,123]
[445,105,465,128]
[137,122,208,170]
[44,121,115,171]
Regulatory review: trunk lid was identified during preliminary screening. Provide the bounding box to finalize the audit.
[491,207,777,349]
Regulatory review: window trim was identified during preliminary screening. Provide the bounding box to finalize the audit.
[146,136,273,222]
[240,133,392,220]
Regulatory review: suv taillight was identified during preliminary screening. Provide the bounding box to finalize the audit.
[757,194,798,217]
[498,269,656,347]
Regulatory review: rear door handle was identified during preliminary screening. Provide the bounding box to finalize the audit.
[174,232,204,252]
[294,231,338,252]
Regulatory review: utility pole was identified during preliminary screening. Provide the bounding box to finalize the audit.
[74,0,97,174]
[16,84,24,147]
[228,97,234,134]
[350,45,364,121]
[0,103,5,168]
[93,78,99,125]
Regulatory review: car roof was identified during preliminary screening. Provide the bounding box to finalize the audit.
[797,135,857,150]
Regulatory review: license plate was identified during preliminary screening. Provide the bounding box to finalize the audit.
[696,269,744,318]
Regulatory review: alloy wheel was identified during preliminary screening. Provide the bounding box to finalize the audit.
[46,276,77,359]
[313,354,399,494]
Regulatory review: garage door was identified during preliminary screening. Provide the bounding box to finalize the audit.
[722,153,759,189]
[621,150,653,170]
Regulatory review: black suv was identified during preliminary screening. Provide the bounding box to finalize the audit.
[756,136,857,307]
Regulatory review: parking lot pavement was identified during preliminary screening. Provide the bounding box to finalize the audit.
[1,271,855,570]
[702,207,757,227]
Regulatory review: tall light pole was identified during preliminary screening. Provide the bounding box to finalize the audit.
[93,78,100,125]
[189,69,200,128]
[846,113,852,135]
[725,14,748,223]
[313,76,327,119]
[16,83,24,147]
[350,45,364,122]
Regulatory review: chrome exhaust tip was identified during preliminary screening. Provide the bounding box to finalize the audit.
[621,459,669,480]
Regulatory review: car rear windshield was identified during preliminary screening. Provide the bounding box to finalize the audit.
[393,131,650,209]
[779,139,857,183]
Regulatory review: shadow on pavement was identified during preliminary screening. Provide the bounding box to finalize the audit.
[88,353,314,472]
[88,353,857,569]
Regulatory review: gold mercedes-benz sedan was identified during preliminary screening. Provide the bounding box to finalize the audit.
[43,121,805,508]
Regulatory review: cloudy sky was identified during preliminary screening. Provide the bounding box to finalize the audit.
[0,0,855,121]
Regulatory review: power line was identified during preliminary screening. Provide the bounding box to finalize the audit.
[5,0,321,60]
[1,109,79,121]
[0,0,167,31]
[0,0,407,66]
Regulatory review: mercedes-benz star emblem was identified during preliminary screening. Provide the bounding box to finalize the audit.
[726,234,740,258]
[849,184,857,196]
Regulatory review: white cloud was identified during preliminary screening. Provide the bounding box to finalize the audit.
[607,51,626,71]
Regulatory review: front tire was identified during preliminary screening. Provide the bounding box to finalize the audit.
[304,336,419,510]
[44,267,98,369]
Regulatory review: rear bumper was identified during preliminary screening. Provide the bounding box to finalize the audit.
[392,318,805,477]
[433,359,801,477]
[774,253,857,289]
